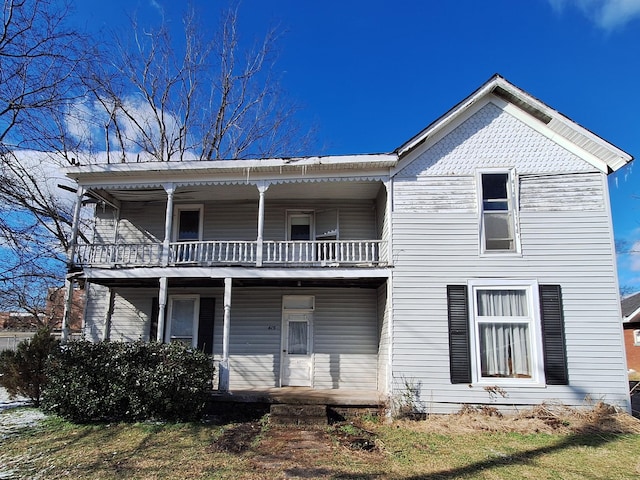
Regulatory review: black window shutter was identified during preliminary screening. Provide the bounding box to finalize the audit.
[150,297,159,342]
[198,297,215,355]
[447,285,472,384]
[539,285,569,385]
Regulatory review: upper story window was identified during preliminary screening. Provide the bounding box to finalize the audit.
[288,212,314,241]
[479,170,519,253]
[173,205,203,242]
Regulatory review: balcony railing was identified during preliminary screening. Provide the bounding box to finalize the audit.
[74,240,386,268]
[170,241,257,265]
[75,243,163,267]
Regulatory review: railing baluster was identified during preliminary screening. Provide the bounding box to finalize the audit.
[75,239,384,267]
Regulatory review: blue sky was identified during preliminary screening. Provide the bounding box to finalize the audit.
[69,0,640,292]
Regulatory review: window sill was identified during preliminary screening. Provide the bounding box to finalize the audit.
[472,378,547,389]
[479,250,523,258]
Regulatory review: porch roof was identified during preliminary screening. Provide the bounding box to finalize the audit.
[65,153,397,188]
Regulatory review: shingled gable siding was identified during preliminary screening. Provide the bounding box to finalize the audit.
[447,284,568,386]
[390,103,629,412]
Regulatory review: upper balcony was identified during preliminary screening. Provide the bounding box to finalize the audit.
[74,239,386,268]
[66,157,394,272]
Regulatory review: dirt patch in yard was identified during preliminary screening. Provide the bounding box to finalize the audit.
[397,402,640,435]
[208,419,382,478]
[207,421,263,454]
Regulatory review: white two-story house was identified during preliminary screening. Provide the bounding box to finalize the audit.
[64,75,633,413]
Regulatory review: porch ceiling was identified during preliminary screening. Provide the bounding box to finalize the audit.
[91,180,384,203]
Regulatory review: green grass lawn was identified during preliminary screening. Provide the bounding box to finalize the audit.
[1,407,639,479]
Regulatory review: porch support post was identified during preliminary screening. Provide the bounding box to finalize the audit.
[157,277,168,342]
[162,183,175,266]
[60,275,77,344]
[66,186,85,267]
[384,179,393,265]
[256,182,269,267]
[102,287,115,341]
[219,277,232,391]
[61,187,85,344]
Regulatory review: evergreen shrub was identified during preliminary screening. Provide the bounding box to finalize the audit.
[0,327,59,406]
[42,340,214,422]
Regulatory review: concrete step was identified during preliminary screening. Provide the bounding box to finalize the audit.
[269,404,328,426]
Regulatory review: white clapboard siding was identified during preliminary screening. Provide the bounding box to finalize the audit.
[87,285,381,390]
[116,202,165,243]
[394,177,476,213]
[107,199,379,245]
[263,200,377,241]
[225,287,379,390]
[390,103,627,412]
[520,173,604,211]
[93,205,119,243]
[107,288,155,342]
[83,283,109,341]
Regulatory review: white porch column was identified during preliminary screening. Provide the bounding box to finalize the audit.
[219,277,232,391]
[61,187,85,344]
[384,179,393,265]
[256,182,269,267]
[60,276,75,344]
[157,277,168,342]
[102,288,115,341]
[162,183,175,266]
[66,186,85,266]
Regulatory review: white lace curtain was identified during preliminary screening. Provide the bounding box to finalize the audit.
[477,289,531,378]
[288,321,308,355]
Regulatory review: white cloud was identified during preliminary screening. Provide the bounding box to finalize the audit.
[631,239,640,271]
[64,96,185,161]
[548,0,640,30]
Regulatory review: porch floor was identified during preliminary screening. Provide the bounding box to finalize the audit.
[210,387,387,408]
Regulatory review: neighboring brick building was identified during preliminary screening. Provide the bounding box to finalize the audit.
[45,287,84,332]
[0,287,84,332]
[622,292,640,374]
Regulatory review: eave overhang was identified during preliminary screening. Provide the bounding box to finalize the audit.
[65,153,398,189]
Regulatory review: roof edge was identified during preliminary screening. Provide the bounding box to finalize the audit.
[395,74,633,174]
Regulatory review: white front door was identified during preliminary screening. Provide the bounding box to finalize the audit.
[281,312,312,386]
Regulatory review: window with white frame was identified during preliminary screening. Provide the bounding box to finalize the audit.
[634,329,640,346]
[469,280,542,383]
[167,295,200,347]
[287,211,314,241]
[173,205,203,242]
[479,171,518,253]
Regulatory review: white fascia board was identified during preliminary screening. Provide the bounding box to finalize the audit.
[66,154,397,176]
[67,156,397,190]
[74,170,393,191]
[623,306,640,323]
[83,266,392,280]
